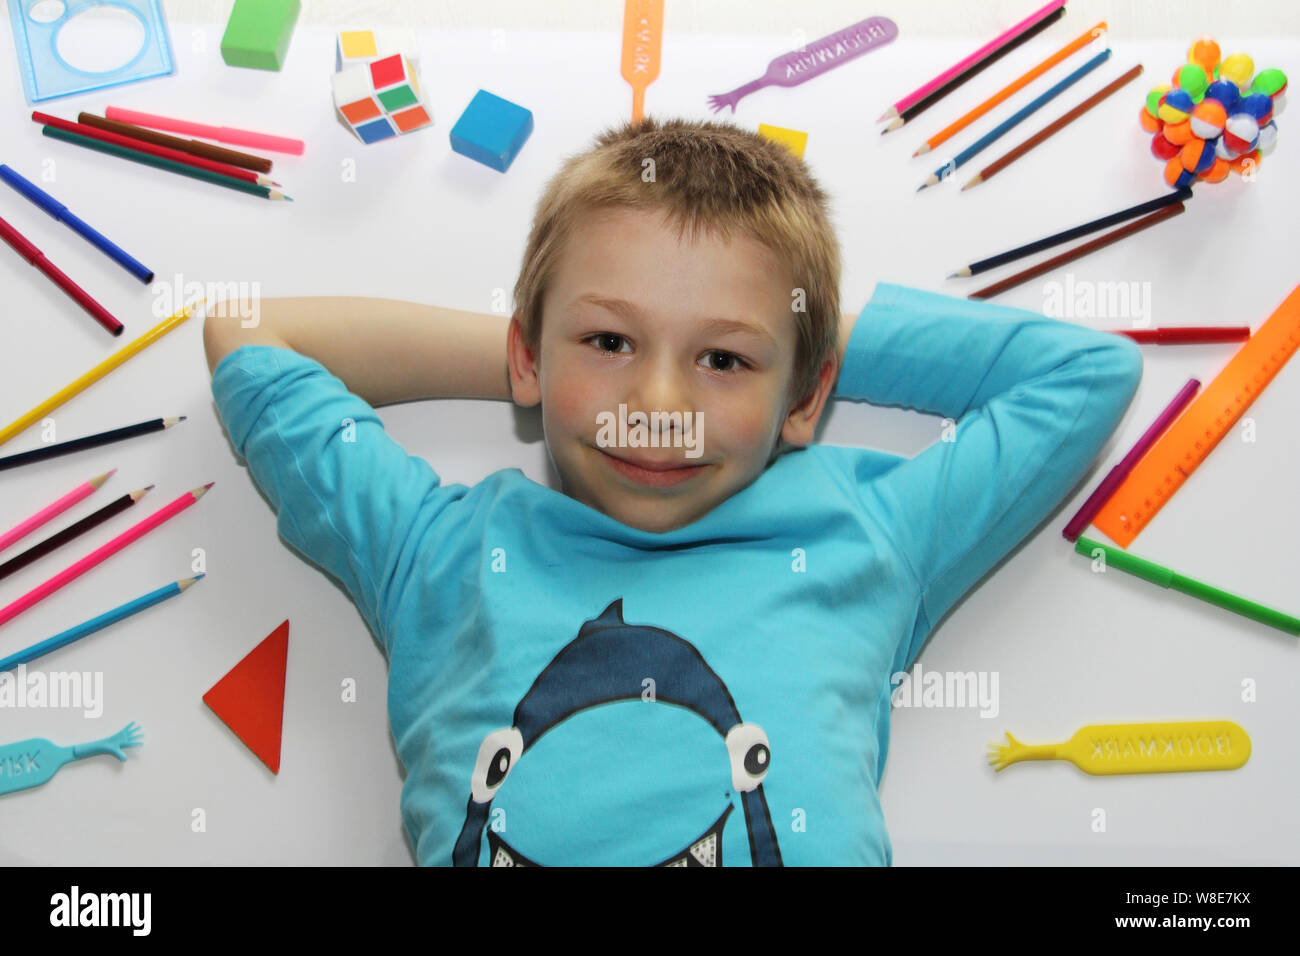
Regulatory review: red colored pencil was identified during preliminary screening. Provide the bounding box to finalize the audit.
[0,214,124,336]
[0,482,212,629]
[1114,327,1251,344]
[31,112,278,188]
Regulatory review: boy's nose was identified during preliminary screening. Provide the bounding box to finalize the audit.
[625,366,695,435]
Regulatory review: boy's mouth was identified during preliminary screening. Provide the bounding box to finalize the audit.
[598,449,710,487]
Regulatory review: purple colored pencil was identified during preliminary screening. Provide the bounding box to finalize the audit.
[1062,377,1201,542]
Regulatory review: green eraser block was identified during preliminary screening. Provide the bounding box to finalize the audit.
[221,0,301,71]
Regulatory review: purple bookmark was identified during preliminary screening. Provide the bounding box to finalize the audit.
[1062,377,1201,542]
[707,16,899,113]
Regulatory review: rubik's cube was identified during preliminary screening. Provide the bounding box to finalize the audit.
[335,28,419,72]
[332,52,432,144]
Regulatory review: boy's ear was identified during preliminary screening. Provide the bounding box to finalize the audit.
[506,315,541,407]
[779,352,838,448]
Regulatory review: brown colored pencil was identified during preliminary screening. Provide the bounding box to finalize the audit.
[963,64,1145,190]
[968,202,1186,300]
[77,112,273,174]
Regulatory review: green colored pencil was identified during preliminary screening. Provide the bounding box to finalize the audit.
[1075,536,1300,636]
[41,125,291,201]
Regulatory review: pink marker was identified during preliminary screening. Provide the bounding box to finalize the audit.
[105,106,304,155]
[0,470,114,554]
[0,482,211,629]
[1062,379,1201,542]
[878,0,1068,121]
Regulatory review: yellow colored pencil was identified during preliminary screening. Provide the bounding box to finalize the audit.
[914,22,1107,157]
[0,302,202,449]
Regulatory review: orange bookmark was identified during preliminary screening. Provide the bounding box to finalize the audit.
[622,0,663,122]
[204,619,289,774]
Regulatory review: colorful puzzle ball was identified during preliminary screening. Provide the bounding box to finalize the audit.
[1204,78,1241,113]
[1164,156,1197,188]
[1223,113,1260,154]
[1187,36,1220,74]
[1139,106,1161,133]
[1227,149,1260,174]
[1151,130,1180,160]
[1200,157,1231,183]
[1257,120,1278,152]
[1159,88,1194,123]
[1216,53,1254,90]
[1173,63,1208,99]
[1145,85,1171,117]
[1162,119,1195,146]
[336,27,420,72]
[1251,68,1288,98]
[1180,138,1216,174]
[449,89,534,172]
[1238,92,1273,126]
[1190,99,1226,138]
[1214,134,1242,161]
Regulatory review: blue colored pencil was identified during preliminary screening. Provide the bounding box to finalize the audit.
[0,575,202,672]
[919,48,1113,190]
[0,163,154,283]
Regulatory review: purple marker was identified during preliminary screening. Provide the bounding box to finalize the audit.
[1062,377,1201,542]
[707,16,899,113]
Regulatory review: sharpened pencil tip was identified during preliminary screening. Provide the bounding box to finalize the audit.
[946,272,960,279]
[203,481,214,490]
[916,182,930,192]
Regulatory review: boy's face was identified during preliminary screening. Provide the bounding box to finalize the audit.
[508,206,835,534]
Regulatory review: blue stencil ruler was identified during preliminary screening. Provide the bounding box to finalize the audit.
[7,0,175,103]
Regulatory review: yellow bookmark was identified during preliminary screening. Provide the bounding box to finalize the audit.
[988,721,1250,775]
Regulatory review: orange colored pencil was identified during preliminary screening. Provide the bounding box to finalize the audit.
[914,22,1108,157]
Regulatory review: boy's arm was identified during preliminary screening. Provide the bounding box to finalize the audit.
[834,284,1143,671]
[203,297,511,405]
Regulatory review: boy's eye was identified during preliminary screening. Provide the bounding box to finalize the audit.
[587,333,630,353]
[701,350,748,373]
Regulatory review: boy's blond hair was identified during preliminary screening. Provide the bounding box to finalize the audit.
[512,117,842,410]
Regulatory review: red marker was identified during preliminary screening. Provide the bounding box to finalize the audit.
[1114,327,1251,344]
[0,214,123,336]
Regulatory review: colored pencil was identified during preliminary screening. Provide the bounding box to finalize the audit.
[1063,379,1200,542]
[78,112,274,174]
[0,485,153,583]
[0,471,114,554]
[878,0,1068,121]
[1074,536,1300,636]
[968,202,1186,299]
[0,213,124,336]
[884,7,1067,133]
[0,574,202,673]
[920,49,1113,190]
[40,126,290,201]
[32,112,278,187]
[104,106,305,155]
[0,302,198,450]
[1116,327,1250,344]
[0,483,212,629]
[948,188,1193,277]
[963,64,1145,189]
[0,417,185,473]
[0,163,153,283]
[914,22,1107,155]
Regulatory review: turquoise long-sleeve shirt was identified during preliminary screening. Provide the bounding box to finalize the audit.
[210,282,1142,866]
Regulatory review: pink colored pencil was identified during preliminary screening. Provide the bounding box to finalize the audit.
[104,106,304,155]
[0,470,114,554]
[0,482,211,629]
[877,0,1069,121]
[1062,378,1200,542]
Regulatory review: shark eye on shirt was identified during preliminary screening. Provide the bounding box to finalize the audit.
[724,722,771,793]
[471,727,524,803]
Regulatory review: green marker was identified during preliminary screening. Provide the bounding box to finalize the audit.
[1075,536,1300,636]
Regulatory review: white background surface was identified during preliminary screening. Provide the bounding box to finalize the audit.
[0,1,1296,865]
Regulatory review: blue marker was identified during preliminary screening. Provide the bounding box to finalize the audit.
[0,575,202,672]
[0,163,154,283]
[919,48,1114,190]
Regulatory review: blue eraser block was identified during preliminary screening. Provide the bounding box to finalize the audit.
[449,90,533,172]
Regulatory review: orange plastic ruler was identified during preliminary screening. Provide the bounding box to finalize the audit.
[1094,281,1300,548]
